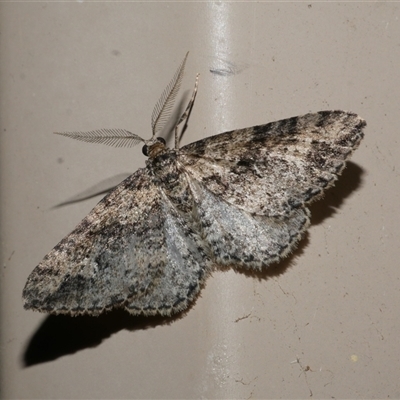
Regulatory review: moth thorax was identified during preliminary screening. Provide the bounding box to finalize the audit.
[149,150,181,186]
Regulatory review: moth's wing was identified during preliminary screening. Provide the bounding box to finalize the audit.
[23,168,210,316]
[179,111,365,218]
[125,191,211,315]
[187,177,310,269]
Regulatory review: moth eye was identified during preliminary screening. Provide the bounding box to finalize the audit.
[157,137,166,145]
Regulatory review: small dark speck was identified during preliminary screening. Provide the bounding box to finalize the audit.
[57,157,64,164]
[112,50,121,56]
[210,68,232,77]
[210,58,246,77]
[8,250,15,261]
[308,4,312,8]
[3,128,6,132]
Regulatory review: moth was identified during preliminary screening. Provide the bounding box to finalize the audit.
[23,53,365,316]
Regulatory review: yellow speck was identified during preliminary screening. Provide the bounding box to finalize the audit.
[350,355,358,362]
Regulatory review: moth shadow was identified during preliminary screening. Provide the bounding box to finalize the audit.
[309,161,364,225]
[22,162,364,367]
[53,173,132,208]
[22,310,181,367]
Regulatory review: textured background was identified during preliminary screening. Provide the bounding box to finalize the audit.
[1,2,399,398]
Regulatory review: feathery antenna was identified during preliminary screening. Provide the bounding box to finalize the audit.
[54,129,144,148]
[54,53,190,149]
[151,52,189,138]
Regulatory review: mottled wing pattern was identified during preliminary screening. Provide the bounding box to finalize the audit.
[23,110,365,316]
[125,191,210,315]
[176,111,364,269]
[23,168,210,316]
[187,177,310,269]
[179,111,365,218]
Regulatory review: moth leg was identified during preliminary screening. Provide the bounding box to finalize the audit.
[175,73,199,149]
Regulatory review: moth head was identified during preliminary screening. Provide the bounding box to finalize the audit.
[142,137,167,158]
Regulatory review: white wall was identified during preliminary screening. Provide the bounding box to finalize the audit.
[1,2,399,398]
